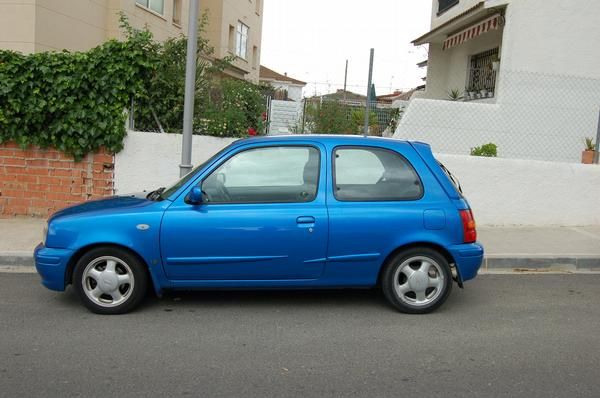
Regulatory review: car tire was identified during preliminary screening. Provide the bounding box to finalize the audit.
[73,246,148,315]
[381,247,453,314]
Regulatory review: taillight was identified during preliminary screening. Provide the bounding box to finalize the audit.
[459,209,477,243]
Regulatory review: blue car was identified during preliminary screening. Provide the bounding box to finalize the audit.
[35,135,483,314]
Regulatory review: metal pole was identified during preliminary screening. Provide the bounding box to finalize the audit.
[594,108,600,164]
[301,98,307,134]
[180,0,199,177]
[129,97,135,131]
[343,59,348,102]
[363,48,374,137]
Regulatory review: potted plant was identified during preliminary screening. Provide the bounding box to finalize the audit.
[491,54,500,71]
[582,137,596,164]
[447,88,462,101]
[464,86,476,100]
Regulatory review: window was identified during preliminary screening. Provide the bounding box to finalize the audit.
[466,47,499,97]
[235,21,249,59]
[172,0,182,25]
[136,0,165,15]
[438,0,459,15]
[333,147,422,201]
[201,146,320,203]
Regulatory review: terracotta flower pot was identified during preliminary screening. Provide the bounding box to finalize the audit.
[582,150,596,164]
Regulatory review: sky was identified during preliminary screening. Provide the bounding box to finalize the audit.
[260,0,432,97]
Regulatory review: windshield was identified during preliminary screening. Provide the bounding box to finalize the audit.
[159,143,236,200]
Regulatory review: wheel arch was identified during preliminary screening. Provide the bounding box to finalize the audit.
[65,243,159,295]
[377,242,462,287]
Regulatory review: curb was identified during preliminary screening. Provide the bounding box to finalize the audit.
[483,255,600,272]
[1,253,600,272]
[0,252,34,267]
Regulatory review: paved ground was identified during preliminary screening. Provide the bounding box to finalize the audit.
[1,273,599,397]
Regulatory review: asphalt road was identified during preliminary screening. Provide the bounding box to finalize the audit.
[1,273,599,397]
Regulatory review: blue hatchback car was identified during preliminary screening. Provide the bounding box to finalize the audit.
[35,135,483,314]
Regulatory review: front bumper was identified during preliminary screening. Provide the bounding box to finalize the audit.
[447,242,484,282]
[34,243,74,291]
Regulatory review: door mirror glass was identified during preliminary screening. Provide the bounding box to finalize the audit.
[187,186,203,205]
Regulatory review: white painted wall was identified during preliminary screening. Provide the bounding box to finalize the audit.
[437,154,600,226]
[114,131,236,194]
[114,132,600,226]
[268,82,304,102]
[398,0,600,162]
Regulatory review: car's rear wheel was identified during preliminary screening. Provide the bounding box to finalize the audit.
[381,247,452,314]
[73,247,148,314]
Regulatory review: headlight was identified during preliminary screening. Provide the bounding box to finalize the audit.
[42,222,48,245]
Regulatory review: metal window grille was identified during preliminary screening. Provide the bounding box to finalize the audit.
[467,47,499,92]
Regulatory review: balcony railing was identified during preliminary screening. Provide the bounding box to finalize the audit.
[438,0,459,15]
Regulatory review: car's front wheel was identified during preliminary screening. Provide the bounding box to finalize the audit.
[381,247,453,314]
[73,247,148,314]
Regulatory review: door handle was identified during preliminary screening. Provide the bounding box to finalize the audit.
[296,216,315,224]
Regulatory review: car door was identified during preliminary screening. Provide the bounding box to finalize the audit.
[160,143,328,281]
[325,144,426,283]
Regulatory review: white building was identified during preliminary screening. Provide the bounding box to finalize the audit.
[259,66,306,102]
[394,0,600,162]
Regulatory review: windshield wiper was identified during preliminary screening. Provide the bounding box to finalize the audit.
[146,187,166,201]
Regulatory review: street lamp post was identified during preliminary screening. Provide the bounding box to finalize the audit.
[180,0,200,177]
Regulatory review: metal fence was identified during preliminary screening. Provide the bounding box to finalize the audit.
[286,98,405,137]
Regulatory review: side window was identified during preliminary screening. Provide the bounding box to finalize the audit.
[333,147,423,201]
[202,146,320,203]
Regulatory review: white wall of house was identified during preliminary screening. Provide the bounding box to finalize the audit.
[431,0,482,29]
[396,0,600,162]
[424,29,503,100]
[114,131,236,194]
[436,154,600,226]
[269,81,304,102]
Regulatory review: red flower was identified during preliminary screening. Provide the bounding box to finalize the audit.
[247,127,257,136]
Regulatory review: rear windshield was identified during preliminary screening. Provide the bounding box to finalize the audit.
[437,161,462,195]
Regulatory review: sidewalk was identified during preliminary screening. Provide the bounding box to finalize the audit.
[1,217,599,271]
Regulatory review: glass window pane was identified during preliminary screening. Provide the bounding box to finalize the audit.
[149,0,164,14]
[136,0,149,7]
[202,146,320,203]
[334,147,422,201]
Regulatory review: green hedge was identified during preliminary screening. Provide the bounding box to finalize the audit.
[0,14,267,160]
[0,27,155,160]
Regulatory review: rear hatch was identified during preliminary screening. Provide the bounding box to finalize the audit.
[409,141,477,243]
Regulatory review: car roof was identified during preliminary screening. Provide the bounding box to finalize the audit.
[238,134,411,146]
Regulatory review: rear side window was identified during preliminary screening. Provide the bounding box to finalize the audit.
[333,146,423,201]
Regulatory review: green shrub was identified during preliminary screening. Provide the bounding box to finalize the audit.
[0,18,155,160]
[470,143,498,157]
[303,100,354,134]
[197,78,265,137]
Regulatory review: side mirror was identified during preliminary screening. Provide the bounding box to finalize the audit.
[187,186,203,205]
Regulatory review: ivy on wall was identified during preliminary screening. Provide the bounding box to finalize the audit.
[0,14,268,160]
[0,20,155,160]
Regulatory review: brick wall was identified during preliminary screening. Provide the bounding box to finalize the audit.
[0,142,114,217]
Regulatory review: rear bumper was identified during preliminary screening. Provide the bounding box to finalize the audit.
[447,242,484,282]
[34,243,74,291]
